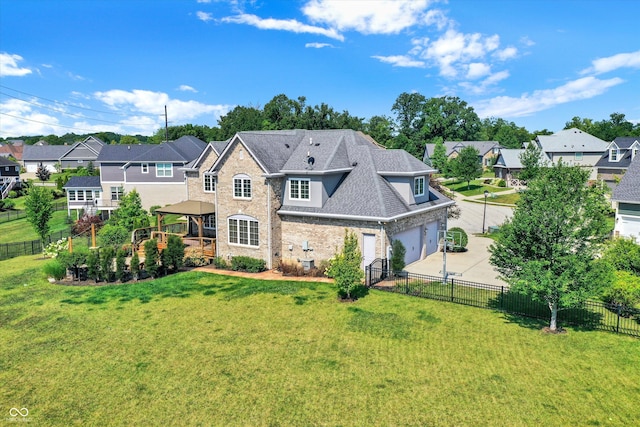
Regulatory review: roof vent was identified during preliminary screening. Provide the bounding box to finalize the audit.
[352,161,358,167]
[307,156,315,166]
[284,143,290,148]
[314,143,320,146]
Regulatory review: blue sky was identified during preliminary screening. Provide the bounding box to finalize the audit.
[1,0,639,138]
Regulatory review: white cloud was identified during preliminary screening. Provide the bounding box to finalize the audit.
[519,36,535,47]
[466,63,491,79]
[474,76,624,118]
[460,70,510,95]
[222,13,344,41]
[581,50,640,75]
[0,53,32,77]
[423,9,451,31]
[302,0,432,35]
[196,0,211,3]
[413,29,504,78]
[0,99,61,136]
[177,85,198,93]
[494,46,518,61]
[92,89,232,134]
[196,11,213,22]
[306,42,333,49]
[371,55,425,68]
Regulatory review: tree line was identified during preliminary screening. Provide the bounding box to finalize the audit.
[3,92,638,161]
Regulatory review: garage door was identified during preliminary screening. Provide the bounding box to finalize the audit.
[620,215,640,239]
[425,221,439,256]
[393,226,422,265]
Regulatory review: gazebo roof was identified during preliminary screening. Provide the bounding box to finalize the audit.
[155,200,215,216]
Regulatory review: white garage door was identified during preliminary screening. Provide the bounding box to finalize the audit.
[425,221,439,256]
[620,215,640,239]
[394,226,422,265]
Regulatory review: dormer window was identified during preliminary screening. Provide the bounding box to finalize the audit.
[414,176,425,197]
[610,148,619,162]
[290,178,310,200]
[633,147,639,160]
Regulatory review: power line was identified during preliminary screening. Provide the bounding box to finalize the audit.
[0,91,157,126]
[0,84,161,118]
[0,111,146,134]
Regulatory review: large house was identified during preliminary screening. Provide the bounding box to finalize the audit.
[595,136,640,184]
[424,141,502,169]
[95,136,207,213]
[22,136,104,173]
[62,176,102,218]
[612,156,640,240]
[493,128,608,184]
[185,129,454,269]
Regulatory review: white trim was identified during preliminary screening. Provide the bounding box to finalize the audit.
[414,176,425,196]
[156,163,173,177]
[228,215,259,247]
[141,163,149,174]
[203,173,216,193]
[289,178,310,200]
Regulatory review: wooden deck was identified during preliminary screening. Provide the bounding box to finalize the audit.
[137,231,216,260]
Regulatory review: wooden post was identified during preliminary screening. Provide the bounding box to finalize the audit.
[68,236,73,253]
[91,223,97,248]
[157,213,163,232]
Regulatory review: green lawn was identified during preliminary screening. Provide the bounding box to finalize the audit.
[1,255,639,426]
[0,210,71,243]
[488,192,521,205]
[445,179,512,197]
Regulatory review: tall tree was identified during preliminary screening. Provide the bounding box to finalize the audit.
[35,163,51,182]
[489,161,612,331]
[480,117,532,148]
[391,92,426,139]
[450,145,482,190]
[218,106,264,139]
[25,186,54,248]
[518,142,544,182]
[364,115,394,147]
[106,189,150,232]
[420,96,482,143]
[431,138,448,174]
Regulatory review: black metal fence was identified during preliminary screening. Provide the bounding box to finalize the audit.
[366,259,640,338]
[0,229,71,261]
[0,201,68,224]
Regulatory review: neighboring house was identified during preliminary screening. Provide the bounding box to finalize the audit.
[0,140,24,161]
[424,141,502,169]
[96,136,207,213]
[0,156,21,199]
[612,156,640,240]
[493,147,548,184]
[62,176,102,218]
[22,136,104,173]
[595,136,640,184]
[534,128,608,180]
[190,129,454,270]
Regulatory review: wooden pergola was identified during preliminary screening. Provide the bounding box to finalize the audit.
[154,200,216,258]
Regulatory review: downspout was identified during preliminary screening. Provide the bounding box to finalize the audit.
[267,179,272,270]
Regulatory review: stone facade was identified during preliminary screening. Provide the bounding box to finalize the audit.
[186,147,219,203]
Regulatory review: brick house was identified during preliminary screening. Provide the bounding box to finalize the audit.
[186,129,453,270]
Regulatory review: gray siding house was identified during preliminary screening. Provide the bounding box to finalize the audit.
[22,136,104,173]
[612,156,640,240]
[96,136,207,212]
[596,136,640,183]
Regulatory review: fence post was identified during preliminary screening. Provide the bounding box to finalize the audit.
[616,303,621,334]
[450,278,454,302]
[500,286,504,310]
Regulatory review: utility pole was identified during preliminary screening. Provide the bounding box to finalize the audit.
[164,105,169,143]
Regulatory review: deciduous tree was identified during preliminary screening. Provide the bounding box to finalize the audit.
[450,146,482,190]
[25,186,53,247]
[489,161,612,331]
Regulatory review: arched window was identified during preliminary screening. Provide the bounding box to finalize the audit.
[233,174,252,199]
[228,214,259,247]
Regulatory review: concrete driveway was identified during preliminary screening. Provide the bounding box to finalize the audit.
[405,196,514,287]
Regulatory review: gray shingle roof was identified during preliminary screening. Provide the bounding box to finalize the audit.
[612,156,640,203]
[0,156,19,167]
[96,144,153,162]
[536,128,608,153]
[22,144,70,161]
[96,136,206,164]
[63,176,102,189]
[217,129,452,221]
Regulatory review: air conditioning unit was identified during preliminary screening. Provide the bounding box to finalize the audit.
[300,259,314,271]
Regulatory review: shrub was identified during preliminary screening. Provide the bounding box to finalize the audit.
[447,227,468,252]
[73,214,103,236]
[87,249,101,282]
[144,239,160,278]
[115,248,127,282]
[279,260,304,276]
[326,229,367,300]
[100,246,115,282]
[43,238,69,258]
[231,256,266,273]
[213,257,229,269]
[149,205,161,216]
[390,239,406,273]
[162,234,185,273]
[497,179,506,187]
[8,190,17,199]
[130,251,140,281]
[57,249,89,281]
[602,271,640,312]
[0,199,15,210]
[184,248,208,267]
[98,224,129,248]
[43,259,66,281]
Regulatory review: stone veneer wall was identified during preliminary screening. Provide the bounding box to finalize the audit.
[279,207,447,267]
[186,148,219,203]
[215,142,284,268]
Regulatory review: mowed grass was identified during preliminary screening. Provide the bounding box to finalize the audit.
[0,210,70,243]
[445,179,512,197]
[1,256,639,426]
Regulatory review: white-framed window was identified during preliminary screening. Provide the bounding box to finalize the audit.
[68,190,76,201]
[574,152,583,161]
[289,178,310,200]
[156,163,173,177]
[141,163,149,174]
[77,190,84,201]
[94,190,100,200]
[203,214,216,229]
[111,186,123,201]
[414,176,425,196]
[204,173,215,193]
[233,175,252,199]
[228,216,259,247]
[610,148,619,162]
[85,190,93,201]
